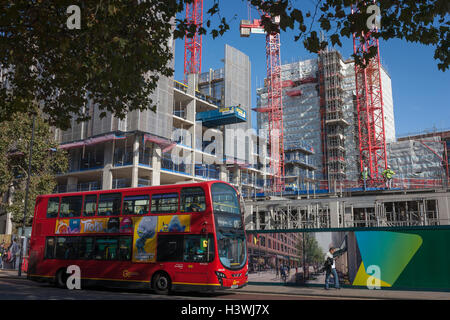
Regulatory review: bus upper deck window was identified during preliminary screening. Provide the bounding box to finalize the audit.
[123,195,150,215]
[59,196,83,218]
[181,187,206,212]
[98,193,122,216]
[151,193,178,214]
[46,198,60,218]
[83,195,97,217]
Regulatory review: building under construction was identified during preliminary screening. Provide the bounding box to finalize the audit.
[51,44,271,199]
[256,48,395,192]
[394,129,450,183]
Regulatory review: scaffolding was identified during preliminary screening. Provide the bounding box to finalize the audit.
[387,137,448,184]
[319,50,349,183]
[244,189,450,230]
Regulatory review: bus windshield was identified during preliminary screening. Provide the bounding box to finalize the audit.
[211,183,246,270]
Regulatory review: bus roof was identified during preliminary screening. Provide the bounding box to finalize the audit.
[39,180,236,198]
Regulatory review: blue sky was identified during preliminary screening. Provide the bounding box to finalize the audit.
[173,1,450,137]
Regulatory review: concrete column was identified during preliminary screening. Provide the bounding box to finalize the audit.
[151,144,161,186]
[219,164,228,182]
[255,206,260,230]
[437,195,450,224]
[243,204,254,231]
[131,134,140,188]
[71,148,81,171]
[329,201,340,228]
[67,176,78,192]
[187,73,197,95]
[102,141,113,190]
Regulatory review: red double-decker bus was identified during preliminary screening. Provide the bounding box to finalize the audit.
[27,181,248,294]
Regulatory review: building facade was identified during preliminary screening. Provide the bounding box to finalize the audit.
[53,44,271,199]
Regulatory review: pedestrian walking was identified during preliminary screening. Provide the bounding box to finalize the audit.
[10,238,19,270]
[280,265,287,283]
[324,247,340,290]
[0,242,5,269]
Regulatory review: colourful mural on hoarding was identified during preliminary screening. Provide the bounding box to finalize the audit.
[247,228,450,291]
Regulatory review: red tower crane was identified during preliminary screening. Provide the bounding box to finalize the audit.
[240,15,285,193]
[352,2,387,185]
[184,0,203,82]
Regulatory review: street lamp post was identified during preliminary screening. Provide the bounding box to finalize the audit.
[18,114,36,277]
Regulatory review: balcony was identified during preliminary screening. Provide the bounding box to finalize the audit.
[54,181,100,194]
[195,164,220,180]
[113,149,133,167]
[161,155,191,176]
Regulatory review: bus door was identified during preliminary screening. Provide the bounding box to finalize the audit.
[157,234,214,285]
[179,235,214,284]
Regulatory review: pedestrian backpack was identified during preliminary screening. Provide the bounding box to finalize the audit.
[324,257,333,270]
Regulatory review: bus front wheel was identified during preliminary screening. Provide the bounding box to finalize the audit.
[152,272,171,295]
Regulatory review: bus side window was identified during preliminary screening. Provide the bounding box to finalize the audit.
[78,237,95,259]
[98,193,121,216]
[94,237,118,260]
[45,237,56,259]
[63,237,79,260]
[119,237,132,261]
[83,195,97,217]
[181,187,206,213]
[151,193,179,214]
[46,198,60,218]
[123,195,150,215]
[157,234,183,262]
[59,196,82,218]
[55,237,66,260]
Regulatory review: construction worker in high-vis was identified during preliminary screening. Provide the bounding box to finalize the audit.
[361,166,371,191]
[382,165,395,189]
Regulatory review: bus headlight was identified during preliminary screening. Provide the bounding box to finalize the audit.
[215,271,227,285]
[215,271,227,279]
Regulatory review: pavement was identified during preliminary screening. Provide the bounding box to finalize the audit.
[1,269,449,300]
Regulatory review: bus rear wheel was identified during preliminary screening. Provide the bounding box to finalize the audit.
[55,268,68,289]
[152,272,171,295]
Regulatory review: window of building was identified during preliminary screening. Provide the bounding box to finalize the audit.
[151,193,178,214]
[59,196,83,218]
[98,193,121,216]
[83,195,97,217]
[180,187,206,213]
[46,198,60,218]
[123,195,150,215]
